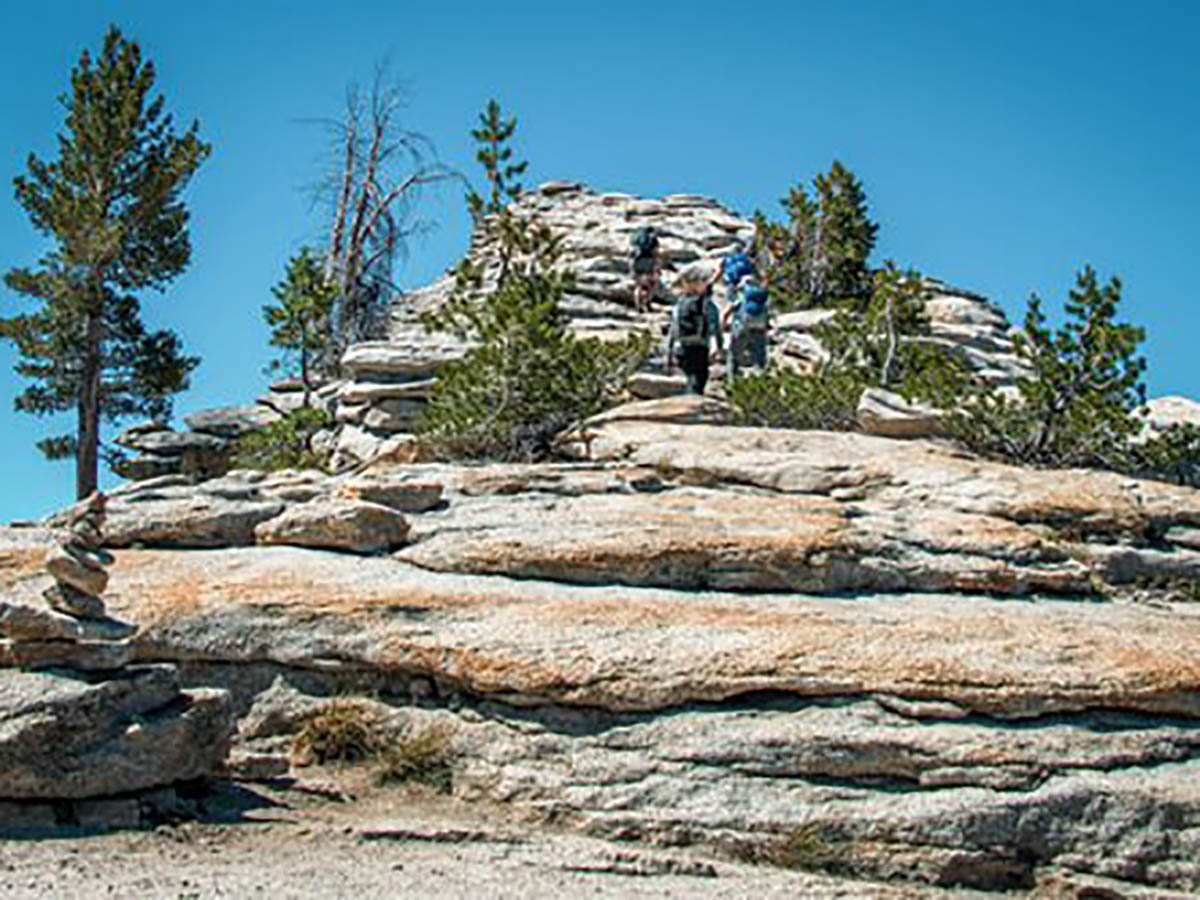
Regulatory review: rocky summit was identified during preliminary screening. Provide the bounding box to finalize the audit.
[4,394,1200,894]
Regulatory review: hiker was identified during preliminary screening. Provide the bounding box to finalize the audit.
[717,243,756,308]
[723,279,771,382]
[629,225,660,313]
[666,267,724,395]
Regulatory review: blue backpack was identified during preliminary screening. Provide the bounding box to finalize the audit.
[722,253,754,286]
[739,284,769,330]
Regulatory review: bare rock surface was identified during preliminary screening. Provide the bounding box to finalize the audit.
[102,494,286,548]
[9,400,1200,892]
[183,404,281,438]
[254,498,410,553]
[0,664,232,800]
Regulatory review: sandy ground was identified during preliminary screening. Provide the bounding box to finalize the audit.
[0,774,992,900]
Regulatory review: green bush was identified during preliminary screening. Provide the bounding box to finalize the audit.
[417,100,651,461]
[419,272,651,460]
[231,406,331,472]
[1134,422,1200,487]
[946,267,1146,470]
[727,262,966,430]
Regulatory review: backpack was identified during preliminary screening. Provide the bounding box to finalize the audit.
[739,283,770,331]
[722,252,754,286]
[631,227,658,274]
[676,294,708,346]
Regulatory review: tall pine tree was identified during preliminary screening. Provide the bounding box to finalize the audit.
[811,160,878,307]
[2,26,209,499]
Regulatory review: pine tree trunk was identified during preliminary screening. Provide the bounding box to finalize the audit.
[75,310,102,500]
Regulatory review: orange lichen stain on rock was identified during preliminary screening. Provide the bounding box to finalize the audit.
[534,595,810,633]
[373,640,591,696]
[0,548,48,588]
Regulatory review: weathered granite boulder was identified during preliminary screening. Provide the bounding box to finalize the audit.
[342,338,471,380]
[857,387,945,437]
[0,665,232,800]
[0,602,136,643]
[253,499,410,553]
[627,371,689,399]
[11,388,1200,890]
[183,404,281,438]
[334,477,444,512]
[116,429,229,456]
[103,495,285,548]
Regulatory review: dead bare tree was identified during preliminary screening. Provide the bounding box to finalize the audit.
[312,62,458,365]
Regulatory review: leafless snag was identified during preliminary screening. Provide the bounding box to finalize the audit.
[308,62,460,365]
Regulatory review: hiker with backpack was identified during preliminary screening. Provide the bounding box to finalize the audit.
[723,279,771,382]
[666,266,724,395]
[629,225,660,314]
[717,244,756,308]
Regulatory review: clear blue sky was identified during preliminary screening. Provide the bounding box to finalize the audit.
[2,0,1197,521]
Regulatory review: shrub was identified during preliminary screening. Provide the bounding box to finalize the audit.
[1132,422,1200,488]
[291,699,456,791]
[727,262,966,430]
[374,721,455,792]
[946,267,1146,470]
[231,406,332,472]
[291,699,386,766]
[417,100,652,461]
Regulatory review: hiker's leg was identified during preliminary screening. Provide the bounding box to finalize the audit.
[749,331,768,371]
[727,330,743,384]
[681,346,705,394]
[694,347,710,394]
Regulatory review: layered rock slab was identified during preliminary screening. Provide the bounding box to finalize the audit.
[19,540,1184,719]
[0,664,233,800]
[392,397,1200,597]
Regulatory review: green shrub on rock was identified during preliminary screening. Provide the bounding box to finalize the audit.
[727,262,966,430]
[946,267,1148,471]
[416,101,651,461]
[419,268,651,461]
[231,407,332,472]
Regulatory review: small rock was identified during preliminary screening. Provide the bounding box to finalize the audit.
[44,546,109,597]
[0,638,136,671]
[857,387,945,438]
[335,478,444,513]
[254,499,410,553]
[0,602,137,642]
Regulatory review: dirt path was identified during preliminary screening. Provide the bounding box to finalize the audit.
[0,776,989,899]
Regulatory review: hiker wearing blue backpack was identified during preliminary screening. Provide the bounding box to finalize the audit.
[723,279,771,382]
[666,267,724,395]
[718,245,756,307]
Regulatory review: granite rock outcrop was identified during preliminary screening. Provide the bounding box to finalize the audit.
[7,396,1200,892]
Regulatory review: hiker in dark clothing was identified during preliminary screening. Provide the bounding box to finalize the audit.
[629,226,660,314]
[666,268,724,395]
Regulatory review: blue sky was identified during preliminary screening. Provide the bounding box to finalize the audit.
[2,0,1197,521]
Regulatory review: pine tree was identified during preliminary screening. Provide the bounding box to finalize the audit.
[753,162,876,310]
[419,102,649,461]
[1,26,209,499]
[811,160,878,307]
[469,99,528,219]
[263,247,336,406]
[949,267,1148,469]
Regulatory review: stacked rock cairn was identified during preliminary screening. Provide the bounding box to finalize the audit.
[43,491,117,619]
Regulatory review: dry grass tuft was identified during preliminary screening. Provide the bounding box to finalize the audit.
[291,699,456,792]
